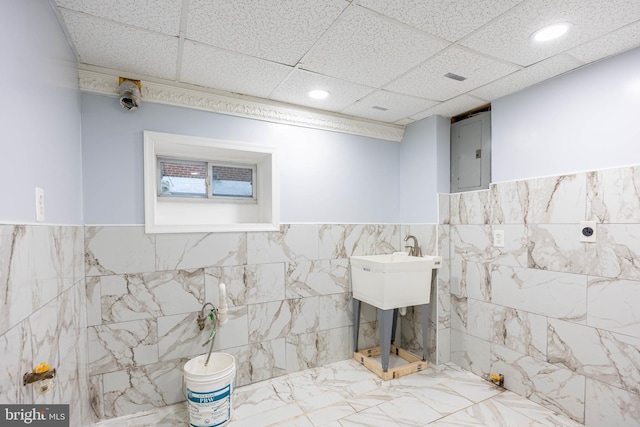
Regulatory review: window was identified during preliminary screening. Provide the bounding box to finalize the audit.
[211,164,255,199]
[157,158,256,200]
[158,158,208,197]
[144,131,279,233]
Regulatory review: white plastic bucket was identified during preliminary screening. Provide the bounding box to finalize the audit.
[184,353,236,427]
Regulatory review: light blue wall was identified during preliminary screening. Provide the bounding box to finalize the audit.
[399,115,449,223]
[492,46,640,183]
[0,0,82,224]
[81,93,401,224]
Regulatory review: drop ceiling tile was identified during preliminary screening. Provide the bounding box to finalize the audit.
[461,0,640,66]
[386,47,520,101]
[61,10,178,80]
[53,1,640,124]
[341,90,438,123]
[411,95,488,120]
[55,0,183,35]
[471,53,584,101]
[269,69,375,112]
[568,21,640,63]
[186,0,349,66]
[181,42,293,99]
[356,0,524,42]
[301,6,449,87]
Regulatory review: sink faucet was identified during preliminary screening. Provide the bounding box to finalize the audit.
[404,234,422,257]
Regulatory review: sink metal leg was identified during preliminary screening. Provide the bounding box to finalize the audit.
[353,299,361,352]
[390,308,399,345]
[378,308,394,372]
[421,303,430,361]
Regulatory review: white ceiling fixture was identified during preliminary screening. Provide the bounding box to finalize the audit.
[531,23,573,42]
[307,89,330,100]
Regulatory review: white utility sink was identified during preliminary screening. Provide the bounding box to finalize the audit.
[350,252,442,310]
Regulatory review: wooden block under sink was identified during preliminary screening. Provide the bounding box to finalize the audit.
[354,344,428,381]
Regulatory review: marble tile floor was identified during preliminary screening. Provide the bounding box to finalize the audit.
[94,358,584,427]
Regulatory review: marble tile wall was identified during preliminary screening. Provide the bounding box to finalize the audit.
[0,225,90,426]
[448,165,640,426]
[438,193,452,364]
[85,223,441,421]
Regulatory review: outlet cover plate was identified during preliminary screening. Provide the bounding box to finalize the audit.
[580,221,596,243]
[493,229,505,247]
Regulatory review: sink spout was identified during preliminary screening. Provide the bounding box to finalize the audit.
[404,235,422,257]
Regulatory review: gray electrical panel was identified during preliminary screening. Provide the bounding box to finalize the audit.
[450,111,491,193]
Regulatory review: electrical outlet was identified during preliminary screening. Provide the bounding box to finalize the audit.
[493,229,505,247]
[580,221,596,243]
[35,187,45,222]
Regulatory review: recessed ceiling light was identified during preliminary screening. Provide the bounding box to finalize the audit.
[531,22,572,42]
[308,89,330,99]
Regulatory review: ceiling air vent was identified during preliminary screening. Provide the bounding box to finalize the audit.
[444,72,467,81]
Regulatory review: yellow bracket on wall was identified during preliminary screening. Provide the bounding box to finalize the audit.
[119,77,141,89]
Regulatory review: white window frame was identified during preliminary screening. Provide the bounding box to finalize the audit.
[143,131,279,233]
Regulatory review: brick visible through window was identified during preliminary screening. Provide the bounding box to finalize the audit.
[161,162,207,179]
[213,165,252,182]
